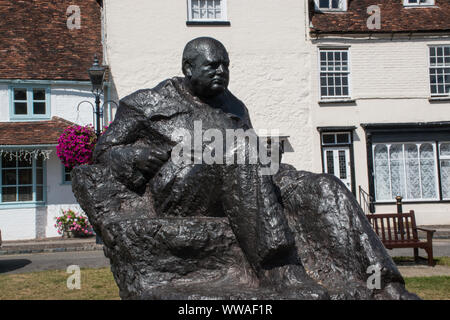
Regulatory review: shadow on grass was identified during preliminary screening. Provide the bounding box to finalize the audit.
[0,259,32,274]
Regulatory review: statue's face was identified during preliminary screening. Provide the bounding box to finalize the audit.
[188,45,230,98]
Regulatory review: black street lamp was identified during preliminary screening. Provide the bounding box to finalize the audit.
[88,55,106,137]
[87,55,106,245]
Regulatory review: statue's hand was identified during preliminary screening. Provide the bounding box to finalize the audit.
[109,145,170,191]
[134,147,170,180]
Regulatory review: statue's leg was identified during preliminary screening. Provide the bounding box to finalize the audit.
[273,167,419,300]
[220,163,330,299]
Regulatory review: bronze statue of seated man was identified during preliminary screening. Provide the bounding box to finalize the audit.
[72,37,418,300]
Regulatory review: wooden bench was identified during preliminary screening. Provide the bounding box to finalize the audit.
[366,210,436,266]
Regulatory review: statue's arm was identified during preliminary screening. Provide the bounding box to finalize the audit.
[94,98,170,191]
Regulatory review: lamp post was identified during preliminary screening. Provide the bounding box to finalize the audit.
[88,55,106,245]
[88,55,106,137]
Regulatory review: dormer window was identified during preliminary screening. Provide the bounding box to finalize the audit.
[403,0,435,7]
[315,0,347,12]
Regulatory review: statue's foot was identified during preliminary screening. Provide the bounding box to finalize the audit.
[260,264,330,300]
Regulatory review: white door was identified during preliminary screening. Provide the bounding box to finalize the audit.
[323,147,352,190]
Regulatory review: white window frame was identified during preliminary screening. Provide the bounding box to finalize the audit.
[428,45,450,97]
[9,85,51,120]
[438,142,450,200]
[372,142,440,202]
[314,0,347,12]
[0,152,46,204]
[187,0,228,22]
[322,132,351,145]
[403,0,435,7]
[318,48,351,101]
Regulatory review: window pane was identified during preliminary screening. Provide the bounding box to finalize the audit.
[33,102,46,115]
[36,168,43,185]
[2,187,16,202]
[14,88,27,100]
[18,158,32,168]
[18,169,32,185]
[14,102,27,115]
[374,145,390,200]
[440,143,450,157]
[33,89,45,100]
[326,150,334,175]
[36,155,43,167]
[338,150,347,179]
[322,134,335,144]
[440,159,450,199]
[420,144,437,199]
[2,155,16,168]
[337,133,349,144]
[390,145,405,199]
[36,186,43,201]
[18,186,32,201]
[2,170,16,185]
[319,0,329,8]
[405,144,420,199]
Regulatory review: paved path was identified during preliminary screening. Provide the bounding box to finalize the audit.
[389,239,450,258]
[1,240,449,277]
[0,250,110,275]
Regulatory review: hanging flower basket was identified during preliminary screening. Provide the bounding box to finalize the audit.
[55,209,94,238]
[56,124,97,169]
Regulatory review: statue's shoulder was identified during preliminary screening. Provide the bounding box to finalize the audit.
[120,78,182,111]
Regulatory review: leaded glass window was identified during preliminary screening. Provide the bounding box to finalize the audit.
[373,143,439,201]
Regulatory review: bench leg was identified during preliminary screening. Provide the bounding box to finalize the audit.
[425,246,434,267]
[413,248,419,261]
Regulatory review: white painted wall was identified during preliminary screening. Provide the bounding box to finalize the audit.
[311,35,450,225]
[0,83,94,240]
[103,0,314,171]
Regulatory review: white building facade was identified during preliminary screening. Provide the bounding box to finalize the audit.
[0,0,104,240]
[310,0,450,225]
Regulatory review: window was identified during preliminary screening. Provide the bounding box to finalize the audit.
[404,0,435,7]
[187,0,227,22]
[320,131,354,192]
[439,142,450,199]
[1,153,45,203]
[373,142,441,202]
[10,86,50,119]
[315,0,347,11]
[63,166,72,184]
[429,46,450,97]
[319,49,350,100]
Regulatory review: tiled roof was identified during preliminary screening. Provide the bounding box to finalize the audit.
[0,116,75,145]
[0,0,102,81]
[310,0,450,34]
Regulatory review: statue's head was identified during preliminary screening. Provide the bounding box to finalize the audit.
[182,37,230,99]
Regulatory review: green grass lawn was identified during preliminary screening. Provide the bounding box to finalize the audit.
[392,256,450,267]
[0,267,120,300]
[0,266,448,300]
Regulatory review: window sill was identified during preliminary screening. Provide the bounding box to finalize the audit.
[0,202,46,209]
[429,96,450,102]
[186,21,230,26]
[9,116,51,121]
[374,200,449,205]
[319,99,356,105]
